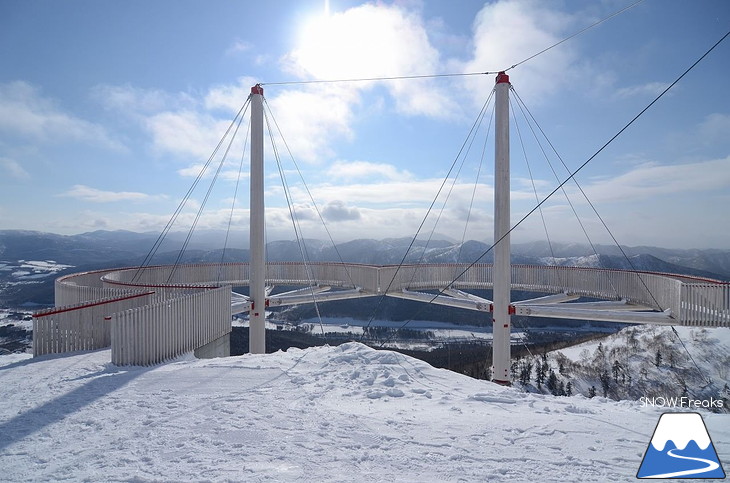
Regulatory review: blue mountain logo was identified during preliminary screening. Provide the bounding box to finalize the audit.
[637,412,725,479]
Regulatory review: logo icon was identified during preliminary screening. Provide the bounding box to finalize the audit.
[637,412,725,479]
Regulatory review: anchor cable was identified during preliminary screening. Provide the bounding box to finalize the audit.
[264,107,327,338]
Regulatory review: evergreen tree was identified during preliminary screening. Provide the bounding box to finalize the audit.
[612,360,622,383]
[547,370,558,395]
[600,371,611,398]
[519,361,532,385]
[566,381,573,397]
[588,385,596,398]
[535,361,546,390]
[655,350,663,367]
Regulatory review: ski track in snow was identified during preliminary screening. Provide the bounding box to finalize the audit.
[0,343,727,482]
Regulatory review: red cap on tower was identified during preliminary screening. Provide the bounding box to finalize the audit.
[251,84,264,95]
[495,71,510,84]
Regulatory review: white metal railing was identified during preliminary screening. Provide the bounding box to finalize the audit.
[33,291,155,357]
[110,286,231,366]
[98,262,378,292]
[55,268,138,307]
[681,283,730,326]
[54,262,730,328]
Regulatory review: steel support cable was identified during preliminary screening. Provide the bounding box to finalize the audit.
[516,60,724,391]
[132,97,252,283]
[486,27,730,310]
[261,99,359,291]
[457,106,494,264]
[360,92,496,339]
[510,100,556,264]
[261,71,492,87]
[504,0,646,73]
[671,326,712,386]
[379,28,730,344]
[505,101,560,370]
[511,89,618,296]
[218,120,251,277]
[264,108,327,337]
[454,99,537,359]
[168,99,249,283]
[406,89,496,285]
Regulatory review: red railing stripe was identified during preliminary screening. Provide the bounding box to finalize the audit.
[33,291,155,318]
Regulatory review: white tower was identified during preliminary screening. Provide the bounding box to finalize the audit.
[249,85,266,354]
[492,72,511,384]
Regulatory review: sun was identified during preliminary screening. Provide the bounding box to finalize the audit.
[292,3,398,80]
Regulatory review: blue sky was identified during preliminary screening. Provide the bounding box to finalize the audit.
[1,0,729,249]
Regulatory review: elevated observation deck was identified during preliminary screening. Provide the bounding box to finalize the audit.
[56,262,729,327]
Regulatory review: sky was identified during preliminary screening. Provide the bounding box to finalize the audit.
[1,0,729,249]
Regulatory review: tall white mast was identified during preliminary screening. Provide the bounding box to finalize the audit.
[249,84,266,354]
[492,72,511,384]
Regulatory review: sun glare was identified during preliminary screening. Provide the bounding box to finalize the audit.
[294,5,400,80]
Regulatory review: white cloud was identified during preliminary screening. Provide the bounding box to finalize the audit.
[176,162,249,182]
[0,157,30,179]
[696,113,730,147]
[295,178,450,206]
[266,85,358,163]
[580,157,730,203]
[94,82,251,170]
[282,3,456,119]
[145,110,239,160]
[292,176,543,207]
[225,39,254,56]
[204,77,257,113]
[613,82,671,100]
[326,160,412,181]
[60,184,166,203]
[88,3,468,172]
[92,84,193,115]
[0,81,122,149]
[460,0,579,104]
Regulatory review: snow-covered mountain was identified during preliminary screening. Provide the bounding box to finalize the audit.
[1,341,727,481]
[528,324,730,407]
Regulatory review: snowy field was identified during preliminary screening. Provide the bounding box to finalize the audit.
[1,342,727,481]
[0,260,73,282]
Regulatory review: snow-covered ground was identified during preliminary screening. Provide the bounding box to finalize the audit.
[0,308,34,331]
[1,342,727,481]
[1,260,73,282]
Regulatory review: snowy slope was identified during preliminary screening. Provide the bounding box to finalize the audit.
[1,343,728,482]
[552,325,730,402]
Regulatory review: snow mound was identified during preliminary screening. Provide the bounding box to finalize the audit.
[0,343,727,481]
